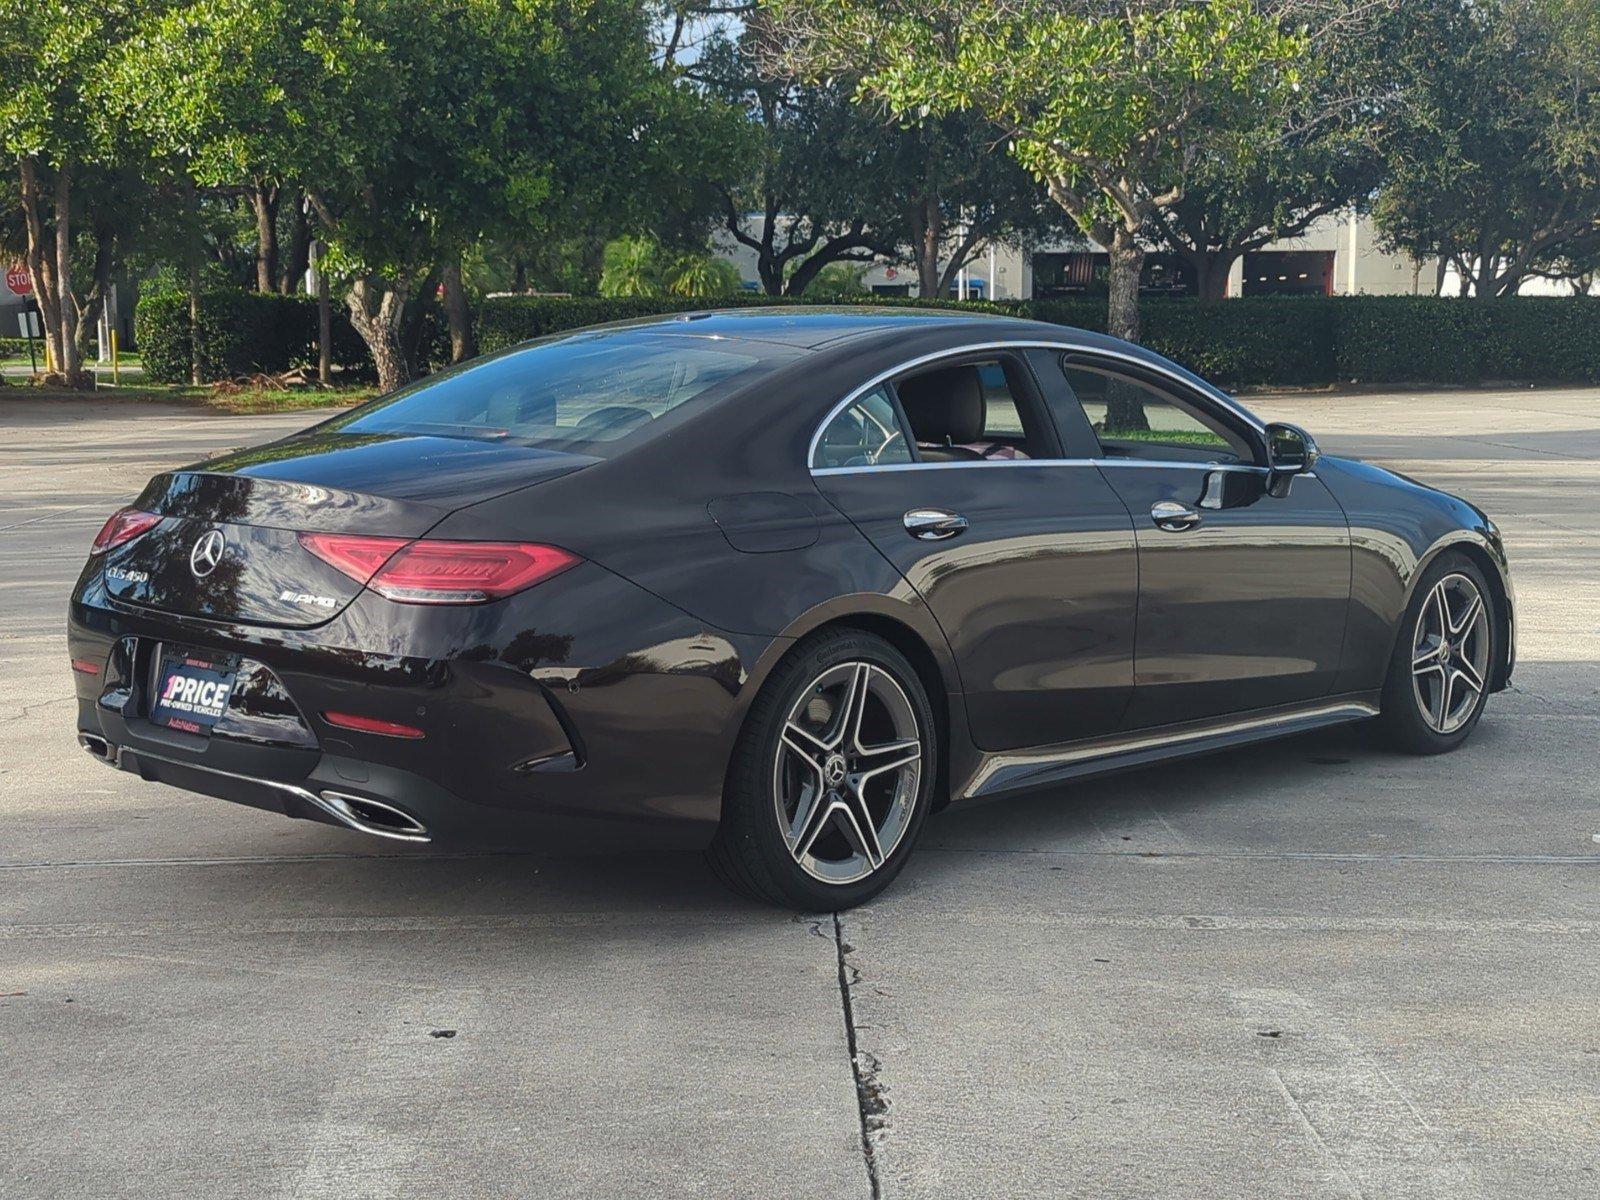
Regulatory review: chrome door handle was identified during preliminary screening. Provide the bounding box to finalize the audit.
[1150,500,1202,532]
[903,508,969,540]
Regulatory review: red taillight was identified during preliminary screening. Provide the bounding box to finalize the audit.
[299,533,411,583]
[90,507,161,555]
[300,533,578,604]
[322,711,425,739]
[71,657,101,675]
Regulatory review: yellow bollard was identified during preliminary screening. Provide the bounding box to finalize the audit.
[111,329,120,385]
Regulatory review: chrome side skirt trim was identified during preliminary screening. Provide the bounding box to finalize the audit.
[94,742,432,844]
[961,699,1380,800]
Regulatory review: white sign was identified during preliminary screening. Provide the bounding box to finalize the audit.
[17,311,41,338]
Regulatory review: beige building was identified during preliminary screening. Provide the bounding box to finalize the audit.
[854,211,1437,300]
[719,210,1596,300]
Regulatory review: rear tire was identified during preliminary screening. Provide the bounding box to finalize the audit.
[1378,552,1497,755]
[708,629,937,910]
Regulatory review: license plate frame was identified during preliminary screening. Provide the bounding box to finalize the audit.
[150,646,239,734]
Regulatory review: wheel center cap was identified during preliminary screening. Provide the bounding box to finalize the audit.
[824,753,848,787]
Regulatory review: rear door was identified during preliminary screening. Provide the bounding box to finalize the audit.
[1044,354,1351,727]
[810,348,1138,751]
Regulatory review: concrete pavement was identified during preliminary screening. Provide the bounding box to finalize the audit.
[1,388,1596,1198]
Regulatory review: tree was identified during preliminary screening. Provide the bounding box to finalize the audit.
[880,111,1064,299]
[699,22,1061,299]
[1373,0,1600,302]
[598,235,741,297]
[771,0,1306,339]
[0,0,160,386]
[1145,2,1390,299]
[696,31,901,296]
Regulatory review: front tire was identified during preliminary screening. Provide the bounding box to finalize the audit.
[708,629,937,910]
[1378,552,1497,754]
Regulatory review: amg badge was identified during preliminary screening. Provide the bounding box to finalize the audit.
[280,590,339,609]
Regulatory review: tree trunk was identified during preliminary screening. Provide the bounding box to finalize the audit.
[250,181,281,294]
[512,259,527,293]
[74,223,117,362]
[1106,224,1144,343]
[401,270,438,375]
[916,196,942,298]
[1102,225,1149,432]
[346,276,411,392]
[279,194,311,294]
[1191,250,1234,301]
[187,183,204,385]
[781,254,829,297]
[311,240,332,385]
[18,159,63,375]
[52,170,90,386]
[440,256,474,363]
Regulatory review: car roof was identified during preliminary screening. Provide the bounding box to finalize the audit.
[579,305,1058,349]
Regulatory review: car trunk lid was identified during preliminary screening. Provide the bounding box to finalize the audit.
[103,432,595,628]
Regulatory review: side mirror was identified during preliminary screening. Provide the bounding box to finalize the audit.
[1265,422,1319,474]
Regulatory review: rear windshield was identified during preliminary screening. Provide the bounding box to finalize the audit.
[330,331,791,455]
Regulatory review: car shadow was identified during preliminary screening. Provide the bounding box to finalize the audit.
[178,719,1395,920]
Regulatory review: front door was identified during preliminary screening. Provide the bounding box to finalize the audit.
[810,352,1138,751]
[1048,356,1352,728]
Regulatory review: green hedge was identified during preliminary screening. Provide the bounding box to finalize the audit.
[135,289,1600,390]
[478,293,1600,387]
[134,289,369,383]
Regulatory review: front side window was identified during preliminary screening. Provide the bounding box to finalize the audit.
[814,386,914,469]
[1059,362,1250,463]
[332,332,787,457]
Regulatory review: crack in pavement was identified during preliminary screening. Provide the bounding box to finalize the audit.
[831,912,887,1199]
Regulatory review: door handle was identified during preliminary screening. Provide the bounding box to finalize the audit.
[903,508,969,540]
[1150,500,1202,532]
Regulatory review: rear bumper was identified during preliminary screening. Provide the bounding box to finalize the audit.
[70,560,782,851]
[80,730,431,841]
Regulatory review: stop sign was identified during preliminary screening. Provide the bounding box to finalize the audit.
[5,266,32,297]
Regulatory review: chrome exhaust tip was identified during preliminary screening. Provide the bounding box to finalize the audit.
[316,790,431,843]
[78,733,113,761]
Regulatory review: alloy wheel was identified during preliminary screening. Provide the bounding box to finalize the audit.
[772,661,923,885]
[1410,572,1491,734]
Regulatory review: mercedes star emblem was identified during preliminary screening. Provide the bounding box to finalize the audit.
[190,529,225,578]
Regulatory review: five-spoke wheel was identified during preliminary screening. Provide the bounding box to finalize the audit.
[774,662,923,884]
[1380,553,1498,754]
[710,630,936,909]
[1409,573,1491,734]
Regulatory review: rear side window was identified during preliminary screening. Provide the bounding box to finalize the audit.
[813,386,915,469]
[333,332,785,456]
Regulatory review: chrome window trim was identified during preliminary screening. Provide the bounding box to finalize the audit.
[814,459,1296,477]
[805,339,1266,472]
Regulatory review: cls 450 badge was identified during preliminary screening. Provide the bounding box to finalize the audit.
[106,566,149,583]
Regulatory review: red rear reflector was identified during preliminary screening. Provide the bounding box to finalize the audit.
[299,533,411,583]
[71,658,101,675]
[322,711,426,739]
[90,507,161,555]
